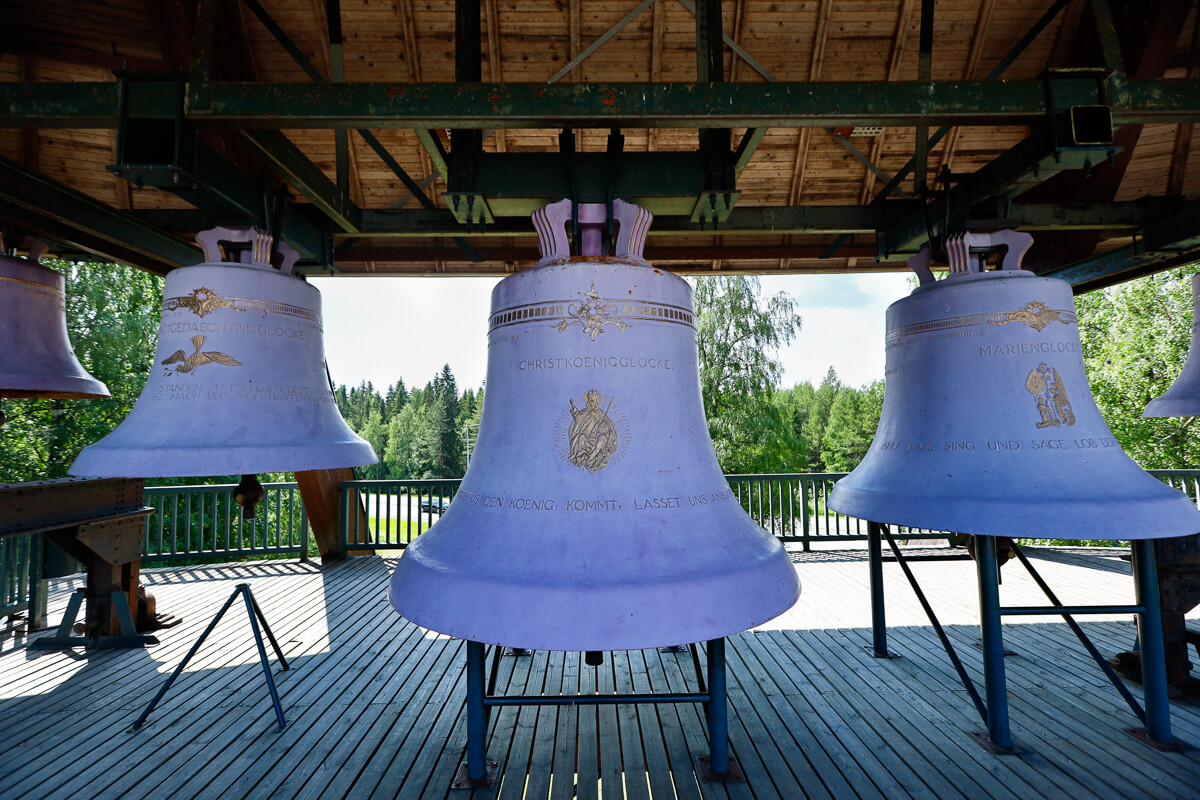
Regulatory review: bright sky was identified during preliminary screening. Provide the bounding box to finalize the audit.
[312,271,914,394]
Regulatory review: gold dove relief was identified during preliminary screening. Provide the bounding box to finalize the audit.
[161,335,243,376]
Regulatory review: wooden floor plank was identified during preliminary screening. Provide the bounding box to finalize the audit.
[3,548,1200,800]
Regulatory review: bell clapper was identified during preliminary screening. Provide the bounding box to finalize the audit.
[233,474,266,519]
[585,650,604,666]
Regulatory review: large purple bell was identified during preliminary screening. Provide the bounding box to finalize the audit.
[0,237,109,404]
[70,227,376,478]
[829,230,1200,541]
[389,200,800,651]
[1143,272,1200,418]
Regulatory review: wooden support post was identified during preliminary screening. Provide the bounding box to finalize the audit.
[295,467,368,561]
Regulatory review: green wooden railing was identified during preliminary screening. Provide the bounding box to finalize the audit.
[3,470,1200,613]
[140,481,310,564]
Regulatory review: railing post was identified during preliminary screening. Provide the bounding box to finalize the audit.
[800,476,811,551]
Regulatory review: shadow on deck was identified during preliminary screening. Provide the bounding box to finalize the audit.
[1,547,1199,800]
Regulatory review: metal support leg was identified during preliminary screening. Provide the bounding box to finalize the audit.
[976,535,1013,751]
[241,585,288,731]
[1132,539,1174,747]
[130,584,287,732]
[867,521,896,658]
[707,638,729,774]
[453,639,497,788]
[698,637,745,782]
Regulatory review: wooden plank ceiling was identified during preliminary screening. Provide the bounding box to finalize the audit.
[0,0,1198,283]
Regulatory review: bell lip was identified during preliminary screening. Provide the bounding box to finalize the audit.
[828,483,1200,541]
[67,441,378,478]
[1142,397,1200,418]
[388,545,801,652]
[0,375,110,399]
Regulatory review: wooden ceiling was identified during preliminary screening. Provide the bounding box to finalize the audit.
[1,0,1199,288]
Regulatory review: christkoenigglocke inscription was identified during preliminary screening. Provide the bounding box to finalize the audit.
[518,355,673,371]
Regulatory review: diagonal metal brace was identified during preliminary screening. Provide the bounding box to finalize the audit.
[129,583,289,732]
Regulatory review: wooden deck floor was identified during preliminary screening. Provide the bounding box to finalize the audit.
[3,547,1200,800]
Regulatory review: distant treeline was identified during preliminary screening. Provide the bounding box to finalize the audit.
[334,364,482,480]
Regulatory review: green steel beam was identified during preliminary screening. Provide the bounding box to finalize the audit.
[242,130,361,233]
[1042,206,1200,292]
[6,79,1200,129]
[878,128,1121,258]
[131,199,1192,240]
[0,155,201,274]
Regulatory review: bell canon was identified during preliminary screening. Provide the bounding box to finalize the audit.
[0,237,109,407]
[829,230,1200,541]
[70,227,376,478]
[389,200,800,651]
[1143,272,1200,418]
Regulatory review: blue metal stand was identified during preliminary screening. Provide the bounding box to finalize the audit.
[975,535,1013,751]
[130,583,289,732]
[876,526,1170,753]
[867,521,898,658]
[1132,539,1174,747]
[455,637,743,789]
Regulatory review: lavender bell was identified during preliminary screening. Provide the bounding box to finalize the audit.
[0,236,109,424]
[829,230,1200,541]
[70,227,376,486]
[389,199,800,651]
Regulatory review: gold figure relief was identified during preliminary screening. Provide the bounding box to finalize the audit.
[1025,362,1075,428]
[556,284,628,340]
[993,301,1075,332]
[557,389,629,474]
[161,335,243,375]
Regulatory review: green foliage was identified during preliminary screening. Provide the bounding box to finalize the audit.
[693,276,804,472]
[1,260,162,483]
[820,380,884,471]
[1077,265,1200,468]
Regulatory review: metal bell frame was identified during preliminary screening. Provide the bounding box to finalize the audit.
[839,232,1188,753]
[391,199,800,787]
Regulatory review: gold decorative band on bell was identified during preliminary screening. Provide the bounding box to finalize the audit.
[489,298,694,333]
[162,286,320,324]
[0,273,61,298]
[886,303,1077,344]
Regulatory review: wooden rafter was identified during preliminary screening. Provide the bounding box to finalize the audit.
[858,0,918,205]
[935,0,996,180]
[570,0,582,83]
[485,0,505,153]
[1168,13,1200,196]
[786,0,831,206]
[782,0,831,269]
[648,0,664,152]
[396,0,435,196]
[729,0,747,82]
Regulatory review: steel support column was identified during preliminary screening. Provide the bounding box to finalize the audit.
[976,535,1012,751]
[1132,539,1173,746]
[465,639,488,782]
[867,521,894,658]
